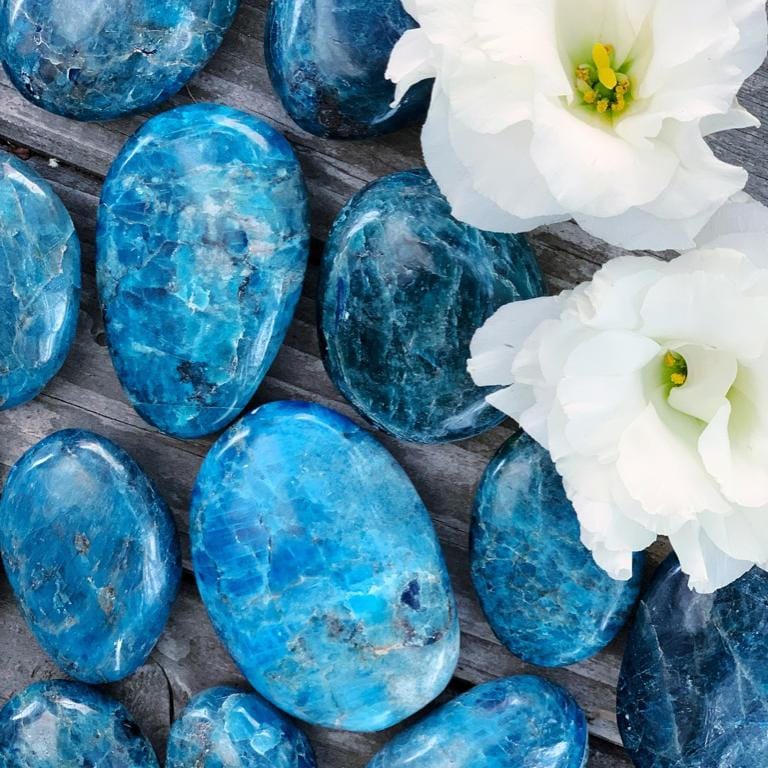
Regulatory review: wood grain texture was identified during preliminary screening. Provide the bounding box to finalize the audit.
[0,1,766,765]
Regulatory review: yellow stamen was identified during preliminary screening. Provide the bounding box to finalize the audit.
[664,352,676,368]
[671,373,687,386]
[597,98,610,113]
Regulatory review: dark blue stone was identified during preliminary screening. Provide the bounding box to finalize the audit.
[0,0,239,120]
[319,170,543,444]
[97,103,309,439]
[617,556,768,768]
[471,432,643,667]
[0,151,80,411]
[367,675,589,768]
[0,680,158,766]
[191,400,460,731]
[265,0,430,138]
[166,687,317,767]
[0,429,181,683]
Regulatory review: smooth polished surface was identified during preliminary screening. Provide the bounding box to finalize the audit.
[0,680,159,766]
[265,0,430,138]
[0,0,239,120]
[471,432,643,667]
[367,675,589,768]
[319,170,543,443]
[617,557,768,768]
[0,429,181,683]
[97,103,309,439]
[166,687,317,767]
[0,151,80,410]
[191,400,460,732]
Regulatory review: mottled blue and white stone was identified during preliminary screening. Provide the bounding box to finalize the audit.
[471,432,644,667]
[97,104,309,439]
[0,151,80,411]
[0,429,181,683]
[617,556,768,768]
[0,680,159,767]
[166,687,317,768]
[191,400,460,731]
[0,0,239,120]
[265,0,430,138]
[367,675,589,768]
[319,170,543,444]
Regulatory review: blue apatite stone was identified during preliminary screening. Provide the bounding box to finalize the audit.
[319,170,543,444]
[0,151,80,411]
[0,0,239,120]
[367,675,589,768]
[617,556,768,768]
[97,104,309,439]
[191,400,460,731]
[0,429,181,683]
[265,0,430,138]
[471,432,643,667]
[0,680,158,766]
[166,687,317,768]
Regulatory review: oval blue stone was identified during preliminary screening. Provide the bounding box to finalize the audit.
[191,400,460,731]
[367,675,589,768]
[0,680,158,766]
[166,687,317,767]
[265,0,430,138]
[0,429,181,683]
[97,104,309,439]
[618,556,768,768]
[0,0,239,120]
[471,432,643,667]
[319,170,543,444]
[0,151,80,411]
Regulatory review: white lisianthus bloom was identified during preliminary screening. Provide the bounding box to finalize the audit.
[468,195,768,593]
[387,0,767,251]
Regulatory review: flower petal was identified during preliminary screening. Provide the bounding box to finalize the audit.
[387,28,437,105]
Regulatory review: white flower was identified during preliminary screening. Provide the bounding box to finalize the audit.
[387,0,767,251]
[468,194,768,593]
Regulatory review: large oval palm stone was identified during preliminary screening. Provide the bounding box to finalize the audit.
[367,675,589,768]
[97,104,309,439]
[617,556,768,768]
[0,0,239,120]
[265,0,430,138]
[0,429,181,683]
[319,170,543,443]
[0,151,80,410]
[191,400,460,731]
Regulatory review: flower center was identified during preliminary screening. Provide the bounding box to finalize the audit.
[663,351,688,388]
[575,43,631,115]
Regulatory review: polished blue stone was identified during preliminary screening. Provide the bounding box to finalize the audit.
[166,687,317,767]
[97,103,309,439]
[0,429,181,683]
[0,680,158,766]
[0,0,239,120]
[471,432,643,667]
[617,556,768,768]
[265,0,430,138]
[368,675,589,768]
[191,400,460,731]
[319,170,543,444]
[0,151,80,411]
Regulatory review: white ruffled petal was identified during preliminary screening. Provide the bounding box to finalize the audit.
[387,28,437,105]
[694,193,768,264]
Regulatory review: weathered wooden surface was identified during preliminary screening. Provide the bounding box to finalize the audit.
[0,1,765,765]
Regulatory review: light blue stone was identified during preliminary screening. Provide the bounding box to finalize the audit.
[265,0,430,138]
[471,432,644,667]
[166,687,317,768]
[97,103,309,439]
[0,151,80,410]
[0,0,239,120]
[319,170,543,444]
[367,675,589,768]
[191,400,460,732]
[0,680,158,766]
[0,429,181,683]
[617,556,768,768]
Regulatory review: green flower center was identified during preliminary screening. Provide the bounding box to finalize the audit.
[575,43,633,115]
[663,351,688,389]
